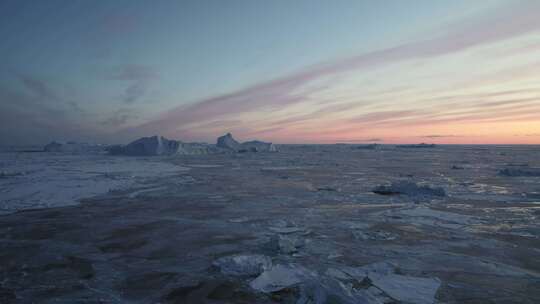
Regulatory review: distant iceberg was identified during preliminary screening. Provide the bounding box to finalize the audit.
[107,135,217,156]
[107,133,277,156]
[396,143,436,148]
[373,181,446,197]
[216,133,241,151]
[217,133,277,153]
[43,141,105,153]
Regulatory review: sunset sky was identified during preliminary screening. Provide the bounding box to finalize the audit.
[1,0,539,145]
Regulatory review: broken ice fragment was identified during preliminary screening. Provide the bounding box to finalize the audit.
[278,235,304,254]
[212,254,272,276]
[352,230,398,241]
[498,168,540,177]
[373,181,445,197]
[249,264,307,293]
[339,261,396,279]
[368,273,441,304]
[269,226,305,234]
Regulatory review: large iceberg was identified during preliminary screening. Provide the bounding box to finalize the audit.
[108,136,216,156]
[216,133,241,151]
[216,133,277,152]
[108,133,275,156]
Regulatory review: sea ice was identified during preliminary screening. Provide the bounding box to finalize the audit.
[373,181,446,197]
[498,168,540,177]
[249,264,307,292]
[43,141,105,153]
[0,152,189,213]
[369,273,441,304]
[212,254,272,276]
[278,234,304,254]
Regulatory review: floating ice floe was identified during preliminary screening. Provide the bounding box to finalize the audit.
[212,254,272,276]
[498,168,540,177]
[278,235,304,254]
[228,216,250,223]
[373,181,446,197]
[369,273,441,304]
[381,206,479,229]
[269,226,305,234]
[339,261,396,278]
[268,219,306,234]
[249,261,441,304]
[333,261,440,304]
[249,264,308,292]
[0,170,23,178]
[352,230,398,241]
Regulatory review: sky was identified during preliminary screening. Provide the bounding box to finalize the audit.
[0,0,539,145]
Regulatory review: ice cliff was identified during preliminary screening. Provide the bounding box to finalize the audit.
[107,136,218,156]
[106,133,276,156]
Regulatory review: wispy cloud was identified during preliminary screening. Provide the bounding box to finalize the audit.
[0,83,99,144]
[107,64,158,104]
[125,1,540,141]
[101,108,139,127]
[17,74,58,100]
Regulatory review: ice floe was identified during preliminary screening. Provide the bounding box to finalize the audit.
[249,264,308,292]
[247,260,441,304]
[0,152,189,212]
[369,273,441,304]
[382,206,479,229]
[278,234,305,254]
[213,254,272,276]
[373,181,446,197]
[498,168,540,177]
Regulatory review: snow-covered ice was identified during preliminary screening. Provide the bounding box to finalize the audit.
[0,152,189,213]
[1,144,539,303]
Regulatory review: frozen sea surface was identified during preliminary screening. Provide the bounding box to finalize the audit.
[0,152,189,213]
[0,144,539,303]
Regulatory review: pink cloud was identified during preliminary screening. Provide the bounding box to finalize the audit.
[123,1,540,142]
